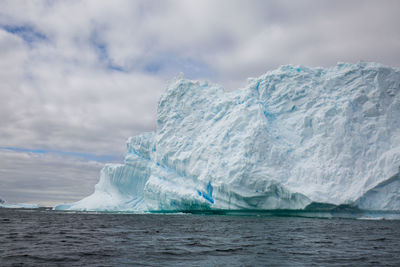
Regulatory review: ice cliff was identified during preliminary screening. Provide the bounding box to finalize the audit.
[55,62,400,212]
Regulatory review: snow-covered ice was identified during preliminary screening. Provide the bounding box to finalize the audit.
[55,62,400,212]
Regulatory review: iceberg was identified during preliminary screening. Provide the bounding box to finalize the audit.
[0,197,39,209]
[0,202,39,209]
[55,62,400,212]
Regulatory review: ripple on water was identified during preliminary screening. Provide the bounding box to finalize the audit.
[1,209,400,266]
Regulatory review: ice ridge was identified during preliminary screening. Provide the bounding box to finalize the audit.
[55,62,400,212]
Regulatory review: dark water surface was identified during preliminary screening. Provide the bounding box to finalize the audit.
[1,209,400,266]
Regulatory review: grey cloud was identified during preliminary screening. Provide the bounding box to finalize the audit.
[0,150,104,206]
[205,0,400,89]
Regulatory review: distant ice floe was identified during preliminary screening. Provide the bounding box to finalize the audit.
[0,196,39,209]
[0,202,39,209]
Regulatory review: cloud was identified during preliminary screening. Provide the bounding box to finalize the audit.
[1,146,120,162]
[0,149,104,206]
[0,0,399,204]
[204,0,400,89]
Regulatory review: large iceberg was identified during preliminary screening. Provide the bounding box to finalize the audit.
[55,62,400,212]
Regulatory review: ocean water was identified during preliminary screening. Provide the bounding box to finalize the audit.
[1,208,400,266]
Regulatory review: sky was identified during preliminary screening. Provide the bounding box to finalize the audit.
[0,0,399,206]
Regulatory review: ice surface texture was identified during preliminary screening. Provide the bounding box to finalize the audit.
[55,62,400,211]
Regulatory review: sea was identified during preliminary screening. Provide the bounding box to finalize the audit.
[1,208,400,266]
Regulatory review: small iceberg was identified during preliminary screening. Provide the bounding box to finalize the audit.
[0,202,39,209]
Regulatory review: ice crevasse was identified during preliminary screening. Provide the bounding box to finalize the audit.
[55,62,400,212]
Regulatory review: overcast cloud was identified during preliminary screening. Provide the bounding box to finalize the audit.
[0,0,399,206]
